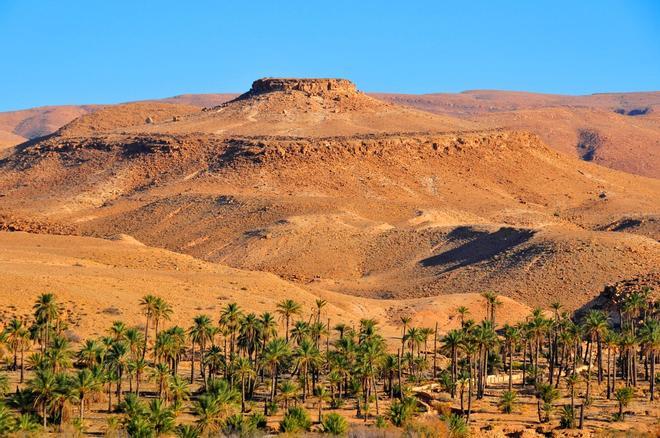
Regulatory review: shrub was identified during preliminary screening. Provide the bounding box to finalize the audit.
[265,401,279,416]
[498,390,517,414]
[558,405,575,429]
[0,404,16,436]
[249,412,267,430]
[175,424,201,438]
[407,416,449,438]
[223,413,256,437]
[322,412,348,435]
[389,397,417,427]
[614,386,634,421]
[444,413,469,438]
[280,406,312,433]
[375,415,387,429]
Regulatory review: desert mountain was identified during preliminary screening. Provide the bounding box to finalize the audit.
[2,87,658,177]
[1,78,658,311]
[376,91,660,178]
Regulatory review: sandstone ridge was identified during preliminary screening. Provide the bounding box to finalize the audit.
[247,78,357,97]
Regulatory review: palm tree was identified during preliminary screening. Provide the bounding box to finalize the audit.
[108,321,127,341]
[276,299,302,343]
[262,338,291,413]
[194,394,223,435]
[72,368,102,421]
[153,297,173,341]
[565,373,579,427]
[220,302,243,358]
[3,318,30,383]
[150,363,171,400]
[581,310,609,402]
[189,314,213,384]
[139,294,159,361]
[233,357,255,412]
[278,380,299,409]
[315,299,327,324]
[456,306,470,327]
[128,357,148,396]
[441,330,463,397]
[482,292,502,326]
[536,382,559,423]
[315,385,331,423]
[400,316,411,349]
[29,369,58,429]
[502,324,520,391]
[33,293,60,349]
[639,319,660,401]
[294,338,320,401]
[77,339,102,368]
[107,341,129,403]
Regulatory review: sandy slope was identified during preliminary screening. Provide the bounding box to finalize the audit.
[0,232,530,341]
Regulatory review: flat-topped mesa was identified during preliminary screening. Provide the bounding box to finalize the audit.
[249,78,357,96]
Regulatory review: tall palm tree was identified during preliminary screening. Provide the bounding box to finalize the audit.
[220,303,243,360]
[150,363,172,400]
[189,314,214,384]
[139,294,159,361]
[294,338,321,401]
[33,293,60,349]
[233,357,255,412]
[315,299,327,324]
[107,341,129,404]
[262,337,291,413]
[582,310,609,402]
[72,368,102,421]
[276,299,302,343]
[441,329,463,397]
[29,369,58,429]
[482,292,502,326]
[455,306,470,327]
[153,297,173,340]
[502,324,520,391]
[4,318,30,382]
[639,319,660,401]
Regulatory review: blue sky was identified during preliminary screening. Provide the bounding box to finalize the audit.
[1,1,658,111]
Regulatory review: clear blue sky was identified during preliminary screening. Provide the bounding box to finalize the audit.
[1,0,659,111]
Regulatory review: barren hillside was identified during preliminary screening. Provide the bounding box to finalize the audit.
[1,78,657,311]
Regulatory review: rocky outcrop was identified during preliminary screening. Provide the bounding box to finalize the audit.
[247,78,357,97]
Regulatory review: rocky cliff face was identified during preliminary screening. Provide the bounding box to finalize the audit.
[248,78,357,96]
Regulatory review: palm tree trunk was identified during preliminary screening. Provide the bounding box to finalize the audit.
[650,351,655,401]
[142,314,150,361]
[586,341,593,403]
[79,395,85,421]
[19,346,25,383]
[606,346,612,399]
[372,375,380,415]
[190,342,196,384]
[467,354,473,424]
[508,344,513,391]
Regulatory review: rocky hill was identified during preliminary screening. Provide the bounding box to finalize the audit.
[1,78,657,311]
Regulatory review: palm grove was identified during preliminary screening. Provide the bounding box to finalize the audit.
[0,287,657,436]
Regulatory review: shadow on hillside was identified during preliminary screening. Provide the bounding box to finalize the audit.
[419,226,535,273]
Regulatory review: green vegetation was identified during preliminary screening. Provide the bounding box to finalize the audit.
[0,285,656,435]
